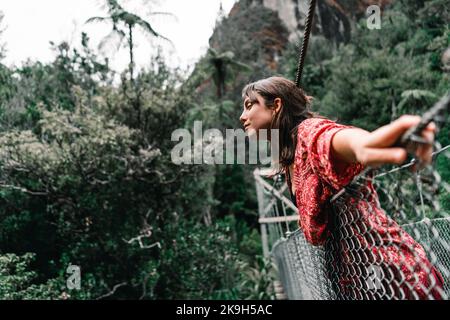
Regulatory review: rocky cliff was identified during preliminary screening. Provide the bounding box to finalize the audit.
[230,0,392,45]
[202,0,394,98]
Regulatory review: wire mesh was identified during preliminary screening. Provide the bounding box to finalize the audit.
[257,96,449,300]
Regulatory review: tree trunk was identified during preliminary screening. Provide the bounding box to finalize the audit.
[215,60,224,99]
[127,24,141,127]
[128,24,134,83]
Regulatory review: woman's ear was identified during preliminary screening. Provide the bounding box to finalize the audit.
[274,98,282,114]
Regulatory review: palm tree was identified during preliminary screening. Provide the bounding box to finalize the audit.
[86,0,171,82]
[206,48,250,99]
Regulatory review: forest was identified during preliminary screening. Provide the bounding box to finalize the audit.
[0,0,448,299]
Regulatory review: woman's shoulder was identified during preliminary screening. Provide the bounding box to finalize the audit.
[295,117,349,155]
[296,117,364,190]
[298,117,335,129]
[297,118,337,138]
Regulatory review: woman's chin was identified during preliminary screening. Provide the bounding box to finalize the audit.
[246,127,258,139]
[246,128,271,141]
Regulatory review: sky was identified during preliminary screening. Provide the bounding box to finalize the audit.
[0,0,237,72]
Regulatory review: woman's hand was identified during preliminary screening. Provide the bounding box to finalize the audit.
[332,115,436,167]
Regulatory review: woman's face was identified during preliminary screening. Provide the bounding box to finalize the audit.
[240,93,274,138]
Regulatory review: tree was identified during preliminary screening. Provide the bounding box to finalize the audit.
[86,0,171,82]
[394,89,437,119]
[0,12,14,117]
[205,48,250,99]
[0,253,64,300]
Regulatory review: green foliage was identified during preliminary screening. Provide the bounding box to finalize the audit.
[0,63,15,110]
[192,48,251,99]
[280,0,449,130]
[0,253,64,300]
[0,42,269,299]
[155,216,274,300]
[0,99,165,298]
[0,0,448,300]
[436,126,450,215]
[0,39,111,131]
[156,218,240,299]
[278,0,450,216]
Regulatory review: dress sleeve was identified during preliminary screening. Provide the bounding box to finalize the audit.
[298,118,364,191]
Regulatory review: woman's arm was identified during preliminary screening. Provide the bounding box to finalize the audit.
[331,115,435,167]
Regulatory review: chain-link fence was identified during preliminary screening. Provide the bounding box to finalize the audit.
[271,216,450,300]
[257,94,450,300]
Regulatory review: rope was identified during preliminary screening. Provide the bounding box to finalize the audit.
[295,0,317,88]
[373,144,450,179]
[397,93,450,153]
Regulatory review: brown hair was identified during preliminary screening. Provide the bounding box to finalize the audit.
[242,76,316,173]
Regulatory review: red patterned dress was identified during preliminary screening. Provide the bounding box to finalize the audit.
[286,118,444,300]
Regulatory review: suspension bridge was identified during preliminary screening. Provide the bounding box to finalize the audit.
[256,94,450,300]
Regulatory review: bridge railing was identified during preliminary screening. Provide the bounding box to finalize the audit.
[255,143,450,300]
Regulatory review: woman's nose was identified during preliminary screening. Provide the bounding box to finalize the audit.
[240,111,247,124]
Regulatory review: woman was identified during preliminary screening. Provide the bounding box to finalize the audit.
[240,76,444,300]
